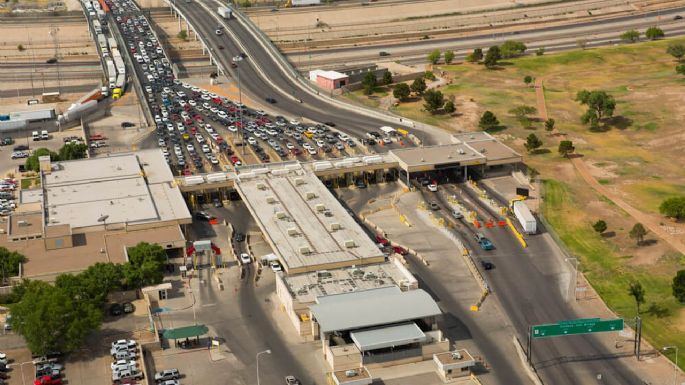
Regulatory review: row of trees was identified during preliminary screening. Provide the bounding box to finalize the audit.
[427,49,455,65]
[361,70,393,95]
[8,242,168,355]
[0,247,26,285]
[25,143,88,172]
[620,26,665,43]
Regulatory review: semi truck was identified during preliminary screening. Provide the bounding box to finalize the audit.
[217,6,231,19]
[115,73,126,90]
[512,200,536,234]
[107,37,118,51]
[105,58,117,88]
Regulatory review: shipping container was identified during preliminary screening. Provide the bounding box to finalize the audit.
[512,201,536,234]
[106,58,117,88]
[107,37,118,51]
[217,6,231,19]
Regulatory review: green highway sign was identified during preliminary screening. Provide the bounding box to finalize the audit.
[532,318,624,339]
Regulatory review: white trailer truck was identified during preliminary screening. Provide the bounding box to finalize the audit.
[105,58,117,89]
[217,6,231,19]
[512,200,536,234]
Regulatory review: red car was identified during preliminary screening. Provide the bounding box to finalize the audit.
[375,234,389,246]
[194,115,204,123]
[35,376,62,385]
[230,155,241,165]
[392,246,408,255]
[290,148,302,156]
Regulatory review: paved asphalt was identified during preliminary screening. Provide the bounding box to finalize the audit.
[169,0,437,144]
[427,183,643,385]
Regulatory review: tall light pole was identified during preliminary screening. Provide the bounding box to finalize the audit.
[663,346,679,385]
[565,257,580,301]
[256,349,271,385]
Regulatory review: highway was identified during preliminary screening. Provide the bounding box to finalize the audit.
[166,0,449,145]
[426,182,643,385]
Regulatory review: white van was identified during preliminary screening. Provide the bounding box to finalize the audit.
[40,130,49,140]
[32,131,40,141]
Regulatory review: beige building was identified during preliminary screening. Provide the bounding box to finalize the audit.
[3,150,191,281]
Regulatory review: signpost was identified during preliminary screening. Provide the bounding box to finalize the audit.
[527,318,625,363]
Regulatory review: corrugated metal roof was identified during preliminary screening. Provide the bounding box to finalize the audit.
[351,322,426,351]
[162,324,208,340]
[309,288,440,333]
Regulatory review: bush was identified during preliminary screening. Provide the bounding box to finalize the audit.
[444,51,455,64]
[444,101,456,114]
[659,196,685,220]
[177,30,188,41]
[423,71,436,80]
[17,44,25,51]
[620,29,640,43]
[536,48,545,56]
[478,111,499,130]
[500,40,527,59]
[427,49,441,64]
[645,26,664,40]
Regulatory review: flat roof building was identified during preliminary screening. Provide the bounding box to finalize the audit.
[236,169,384,274]
[2,150,191,281]
[452,132,522,166]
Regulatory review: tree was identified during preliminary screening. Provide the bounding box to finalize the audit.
[509,105,537,129]
[56,263,124,307]
[410,77,427,95]
[667,43,685,62]
[672,270,685,303]
[620,29,640,43]
[484,46,501,68]
[524,133,543,153]
[25,148,59,172]
[123,242,167,289]
[444,50,455,64]
[0,247,26,283]
[592,220,607,234]
[382,70,393,85]
[393,83,411,101]
[677,64,685,76]
[467,48,483,63]
[427,49,441,64]
[575,90,616,129]
[545,118,555,132]
[645,26,665,40]
[177,29,188,41]
[523,75,534,87]
[536,48,545,56]
[9,280,103,355]
[500,40,527,58]
[628,281,646,314]
[58,143,87,161]
[423,71,436,80]
[17,44,24,51]
[629,223,647,245]
[659,196,685,220]
[423,89,445,114]
[361,72,377,95]
[444,101,456,114]
[478,111,499,130]
[558,140,575,157]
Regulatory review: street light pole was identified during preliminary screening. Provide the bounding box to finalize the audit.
[232,55,245,156]
[663,346,679,385]
[256,349,271,385]
[565,257,579,301]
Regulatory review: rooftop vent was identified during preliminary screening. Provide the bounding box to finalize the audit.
[266,196,276,204]
[257,182,267,190]
[345,370,358,378]
[305,191,316,200]
[329,222,341,231]
[299,246,311,255]
[294,177,305,186]
[287,227,299,236]
[452,351,463,360]
[315,204,326,212]
[344,240,356,248]
[275,211,287,219]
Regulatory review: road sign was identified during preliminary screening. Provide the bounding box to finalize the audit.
[532,318,624,339]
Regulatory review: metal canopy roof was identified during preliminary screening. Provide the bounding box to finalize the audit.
[351,322,426,351]
[162,324,209,340]
[309,288,440,333]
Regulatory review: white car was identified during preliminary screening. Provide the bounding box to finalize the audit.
[209,156,219,165]
[270,261,282,272]
[202,144,211,153]
[307,148,317,155]
[111,339,137,349]
[158,139,166,147]
[427,184,438,192]
[239,253,251,264]
[247,137,257,145]
[227,125,238,132]
[316,139,325,148]
[111,360,137,371]
[196,135,205,143]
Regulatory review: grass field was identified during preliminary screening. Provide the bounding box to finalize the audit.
[543,179,685,368]
[384,38,685,368]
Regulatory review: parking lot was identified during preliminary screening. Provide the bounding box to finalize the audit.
[108,0,414,177]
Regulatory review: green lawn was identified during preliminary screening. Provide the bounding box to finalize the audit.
[543,179,685,368]
[20,178,39,189]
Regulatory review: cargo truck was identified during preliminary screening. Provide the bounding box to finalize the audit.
[512,200,536,234]
[115,73,125,89]
[105,58,117,89]
[217,6,231,19]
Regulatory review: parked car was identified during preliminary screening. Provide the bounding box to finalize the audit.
[270,261,282,272]
[109,303,124,316]
[34,375,61,385]
[123,302,135,314]
[475,233,494,250]
[480,260,495,270]
[451,210,463,219]
[233,232,245,242]
[194,211,214,221]
[285,376,301,385]
[427,183,438,192]
[154,369,180,381]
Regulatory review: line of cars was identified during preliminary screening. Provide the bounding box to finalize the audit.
[0,179,17,216]
[110,339,143,384]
